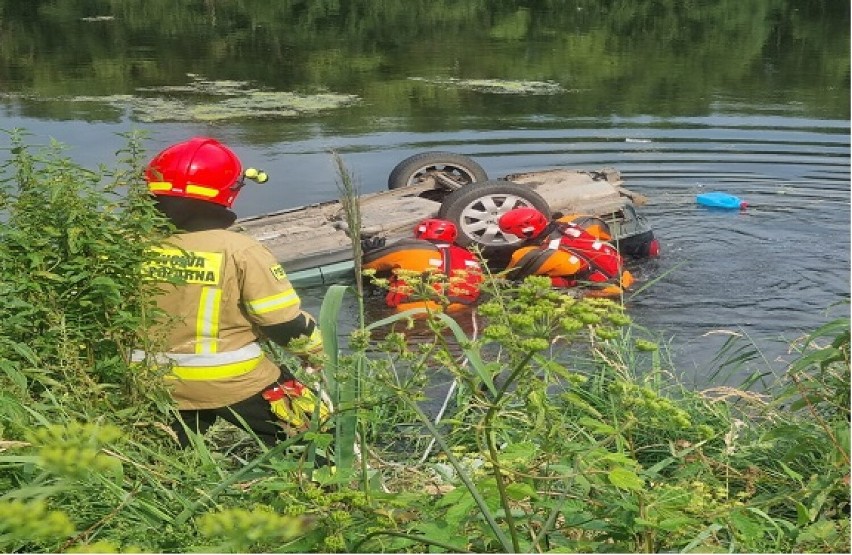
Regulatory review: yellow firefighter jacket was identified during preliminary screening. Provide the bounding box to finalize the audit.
[135,229,321,410]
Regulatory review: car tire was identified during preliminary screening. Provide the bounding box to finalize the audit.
[387,151,488,190]
[437,180,551,262]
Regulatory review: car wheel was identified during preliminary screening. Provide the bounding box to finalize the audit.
[387,151,488,191]
[437,180,551,259]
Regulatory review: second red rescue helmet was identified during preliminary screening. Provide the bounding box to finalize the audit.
[498,207,549,239]
[414,218,458,243]
[145,137,248,208]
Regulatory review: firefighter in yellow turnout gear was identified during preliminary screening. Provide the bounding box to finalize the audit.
[135,137,329,447]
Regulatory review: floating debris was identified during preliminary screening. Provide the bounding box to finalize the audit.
[409,77,564,95]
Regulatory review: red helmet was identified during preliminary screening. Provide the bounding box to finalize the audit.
[145,137,243,208]
[414,218,458,242]
[498,207,549,239]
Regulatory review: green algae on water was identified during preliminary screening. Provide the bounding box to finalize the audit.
[408,77,565,95]
[0,75,359,123]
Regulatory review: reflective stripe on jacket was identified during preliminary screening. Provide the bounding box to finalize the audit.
[131,343,264,381]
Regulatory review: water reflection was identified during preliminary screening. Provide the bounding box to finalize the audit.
[1,1,848,125]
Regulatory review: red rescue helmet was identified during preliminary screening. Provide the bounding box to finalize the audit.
[145,137,245,208]
[498,207,549,239]
[414,218,458,242]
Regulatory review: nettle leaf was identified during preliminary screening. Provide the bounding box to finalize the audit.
[608,467,645,491]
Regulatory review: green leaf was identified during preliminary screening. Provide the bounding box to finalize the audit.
[633,517,656,528]
[431,311,497,396]
[790,347,843,374]
[578,416,615,435]
[682,523,724,552]
[66,226,82,253]
[8,342,40,365]
[832,421,850,457]
[607,467,645,491]
[658,516,698,531]
[574,473,592,495]
[90,276,118,288]
[504,482,537,501]
[497,441,536,465]
[794,500,810,526]
[32,271,63,281]
[560,392,602,417]
[644,455,678,478]
[601,451,638,466]
[445,493,477,524]
[318,284,357,473]
[778,461,803,485]
[413,521,466,550]
[0,360,27,390]
[796,519,840,547]
[729,509,762,541]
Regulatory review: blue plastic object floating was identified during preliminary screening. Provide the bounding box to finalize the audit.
[696,191,748,210]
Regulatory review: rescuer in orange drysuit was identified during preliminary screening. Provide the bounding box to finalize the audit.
[498,207,634,297]
[362,218,483,312]
[134,136,329,447]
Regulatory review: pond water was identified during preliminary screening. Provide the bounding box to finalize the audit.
[1,0,849,386]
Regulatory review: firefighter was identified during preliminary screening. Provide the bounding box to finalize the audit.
[497,207,634,297]
[134,136,328,447]
[362,218,483,312]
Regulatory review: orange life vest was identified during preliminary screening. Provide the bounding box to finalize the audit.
[362,238,483,311]
[506,222,634,297]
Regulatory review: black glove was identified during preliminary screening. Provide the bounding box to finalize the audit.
[360,236,386,253]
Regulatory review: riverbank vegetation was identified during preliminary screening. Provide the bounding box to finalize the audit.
[1,133,849,553]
